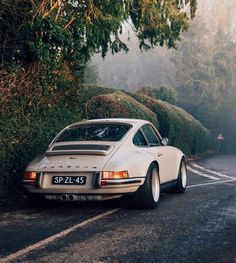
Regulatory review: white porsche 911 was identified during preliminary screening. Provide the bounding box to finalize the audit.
[23,118,187,209]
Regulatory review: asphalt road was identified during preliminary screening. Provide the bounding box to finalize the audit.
[0,155,236,263]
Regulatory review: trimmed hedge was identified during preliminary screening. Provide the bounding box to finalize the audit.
[0,69,81,203]
[0,106,81,203]
[137,86,177,105]
[86,91,158,127]
[0,83,212,203]
[78,84,115,118]
[130,93,213,154]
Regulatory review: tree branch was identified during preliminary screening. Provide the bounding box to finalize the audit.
[42,0,62,18]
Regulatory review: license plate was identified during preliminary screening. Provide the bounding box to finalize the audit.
[52,176,86,185]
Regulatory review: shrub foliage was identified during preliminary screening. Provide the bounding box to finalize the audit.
[137,86,177,105]
[86,91,158,127]
[131,93,213,154]
[0,69,80,202]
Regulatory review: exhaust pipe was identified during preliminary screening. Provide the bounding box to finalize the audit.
[61,194,67,201]
[68,195,74,201]
[61,194,76,201]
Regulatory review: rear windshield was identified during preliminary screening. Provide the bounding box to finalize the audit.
[55,124,131,142]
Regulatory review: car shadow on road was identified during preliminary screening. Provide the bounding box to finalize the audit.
[0,190,185,217]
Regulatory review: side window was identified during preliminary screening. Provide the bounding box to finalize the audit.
[133,129,148,146]
[142,125,160,146]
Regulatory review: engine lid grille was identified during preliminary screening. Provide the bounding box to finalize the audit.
[46,144,113,156]
[52,144,111,151]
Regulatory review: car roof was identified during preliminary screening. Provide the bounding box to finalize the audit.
[68,118,150,128]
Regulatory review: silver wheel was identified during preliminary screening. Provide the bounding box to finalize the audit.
[174,159,187,193]
[151,168,160,202]
[181,162,187,189]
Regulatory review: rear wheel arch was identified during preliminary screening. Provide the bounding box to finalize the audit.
[173,155,186,180]
[150,160,161,183]
[150,160,159,173]
[141,160,160,185]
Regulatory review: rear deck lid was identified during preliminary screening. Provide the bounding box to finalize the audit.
[46,143,114,156]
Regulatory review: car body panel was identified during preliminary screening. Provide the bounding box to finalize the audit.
[151,146,183,183]
[23,118,185,201]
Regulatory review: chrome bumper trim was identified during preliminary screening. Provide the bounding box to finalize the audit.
[101,178,143,185]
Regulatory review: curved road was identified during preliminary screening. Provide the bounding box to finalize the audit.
[0,155,236,263]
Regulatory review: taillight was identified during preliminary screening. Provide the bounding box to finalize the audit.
[24,171,37,180]
[102,171,129,180]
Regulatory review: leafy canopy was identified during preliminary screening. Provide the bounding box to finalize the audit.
[0,0,197,69]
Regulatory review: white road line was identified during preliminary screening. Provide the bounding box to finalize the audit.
[0,208,120,263]
[188,178,236,189]
[192,163,234,179]
[187,166,219,180]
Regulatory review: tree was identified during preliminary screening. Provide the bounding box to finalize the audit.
[173,16,236,151]
[0,0,198,117]
[0,0,197,67]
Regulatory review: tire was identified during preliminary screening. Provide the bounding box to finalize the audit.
[173,159,187,193]
[133,163,160,209]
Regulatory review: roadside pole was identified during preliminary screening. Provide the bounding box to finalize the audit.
[217,133,224,152]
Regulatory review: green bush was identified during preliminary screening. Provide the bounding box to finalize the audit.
[129,93,213,155]
[0,106,80,202]
[86,91,158,127]
[78,84,115,118]
[137,86,177,105]
[0,68,81,203]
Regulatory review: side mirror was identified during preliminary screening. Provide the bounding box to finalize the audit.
[161,137,169,146]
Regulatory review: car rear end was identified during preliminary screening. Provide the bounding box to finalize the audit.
[23,120,142,201]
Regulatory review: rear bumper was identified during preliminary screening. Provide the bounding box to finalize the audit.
[24,192,124,202]
[22,172,145,196]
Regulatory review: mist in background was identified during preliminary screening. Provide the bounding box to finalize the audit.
[88,26,177,91]
[85,0,236,153]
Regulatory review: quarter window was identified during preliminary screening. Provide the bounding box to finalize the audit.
[133,129,148,146]
[142,125,160,146]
